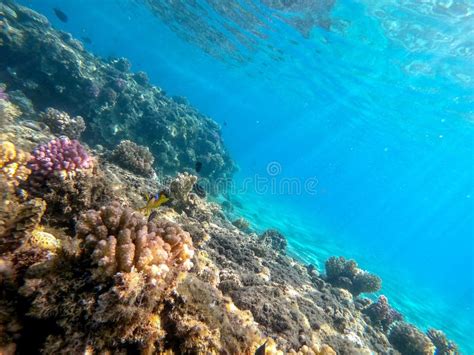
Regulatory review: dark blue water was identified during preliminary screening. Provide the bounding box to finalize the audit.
[19,0,473,351]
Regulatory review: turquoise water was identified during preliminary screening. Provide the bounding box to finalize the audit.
[19,0,473,351]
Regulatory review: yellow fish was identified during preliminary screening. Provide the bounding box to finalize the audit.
[140,191,170,216]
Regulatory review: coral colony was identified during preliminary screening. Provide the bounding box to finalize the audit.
[28,138,93,179]
[0,2,460,354]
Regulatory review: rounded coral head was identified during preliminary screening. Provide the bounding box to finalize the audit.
[28,137,93,179]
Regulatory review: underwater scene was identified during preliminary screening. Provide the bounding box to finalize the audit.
[0,0,472,354]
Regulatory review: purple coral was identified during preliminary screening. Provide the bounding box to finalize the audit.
[28,137,93,179]
[363,295,402,332]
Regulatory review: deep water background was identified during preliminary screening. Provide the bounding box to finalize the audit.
[18,0,473,351]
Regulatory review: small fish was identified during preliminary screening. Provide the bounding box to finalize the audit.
[140,191,170,216]
[53,8,69,23]
[223,121,227,127]
[195,161,203,173]
[81,36,92,44]
[255,341,267,355]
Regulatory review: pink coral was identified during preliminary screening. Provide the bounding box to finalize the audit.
[28,137,93,180]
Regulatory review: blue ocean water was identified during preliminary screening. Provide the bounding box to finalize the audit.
[19,0,473,352]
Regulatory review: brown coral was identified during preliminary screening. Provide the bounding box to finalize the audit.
[0,141,31,188]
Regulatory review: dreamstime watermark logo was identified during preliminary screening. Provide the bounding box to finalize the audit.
[191,161,319,196]
[266,161,282,176]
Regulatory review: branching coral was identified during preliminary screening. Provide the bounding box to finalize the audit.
[363,295,402,332]
[78,202,194,282]
[21,202,194,353]
[0,141,31,188]
[325,256,381,296]
[110,140,155,177]
[26,138,110,228]
[28,137,93,182]
[39,107,86,139]
[388,322,435,355]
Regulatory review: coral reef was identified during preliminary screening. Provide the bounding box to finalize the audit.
[388,322,435,355]
[362,295,402,332]
[39,107,86,139]
[324,256,382,296]
[111,139,155,177]
[0,141,31,188]
[260,229,288,253]
[0,2,461,354]
[426,328,459,355]
[0,2,235,186]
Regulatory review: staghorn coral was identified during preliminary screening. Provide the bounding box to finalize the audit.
[324,256,381,296]
[28,137,93,182]
[39,107,86,139]
[260,229,287,253]
[388,322,435,355]
[426,328,459,355]
[110,139,155,177]
[363,295,402,332]
[21,202,194,353]
[0,141,31,188]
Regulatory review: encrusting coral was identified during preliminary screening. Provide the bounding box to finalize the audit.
[39,107,86,139]
[324,256,381,296]
[20,202,195,353]
[111,139,155,177]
